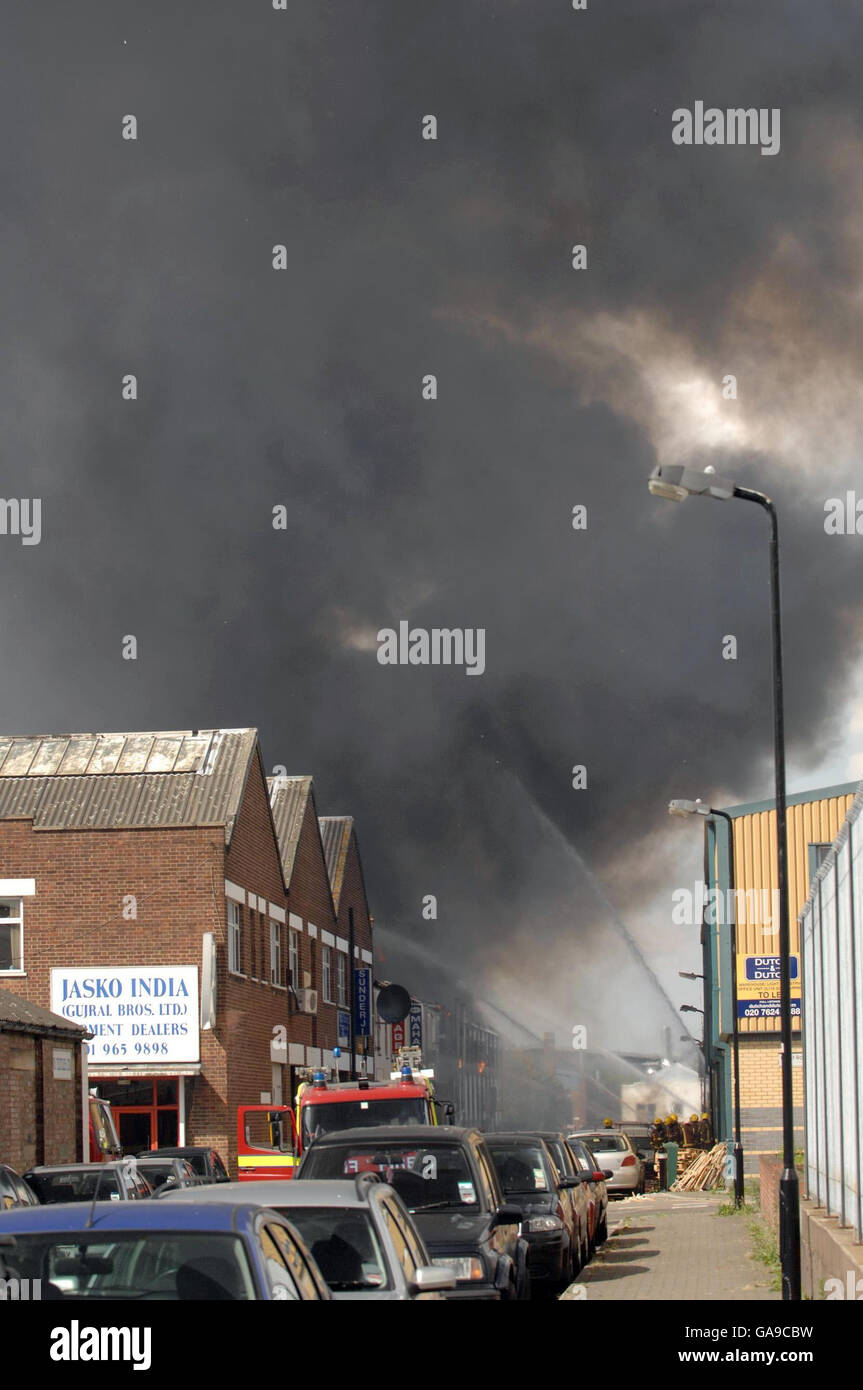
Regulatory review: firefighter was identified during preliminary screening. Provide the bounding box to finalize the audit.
[665,1113,683,1145]
[699,1112,713,1148]
[682,1113,700,1147]
[650,1116,667,1148]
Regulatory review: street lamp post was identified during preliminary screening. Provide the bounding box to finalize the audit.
[670,799,745,1206]
[651,463,800,1299]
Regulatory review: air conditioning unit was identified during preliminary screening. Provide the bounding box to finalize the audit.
[296,988,318,1015]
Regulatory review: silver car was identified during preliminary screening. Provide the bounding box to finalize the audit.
[160,1175,456,1300]
[570,1131,645,1196]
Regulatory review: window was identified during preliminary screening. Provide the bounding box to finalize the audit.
[249,909,257,980]
[227,900,243,975]
[337,951,347,1006]
[287,930,299,990]
[270,920,282,987]
[0,899,23,972]
[322,945,333,1003]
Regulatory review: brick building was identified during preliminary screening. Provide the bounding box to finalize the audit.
[0,989,89,1173]
[0,729,375,1172]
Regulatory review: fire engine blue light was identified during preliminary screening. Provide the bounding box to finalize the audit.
[400,1065,412,1077]
[312,1070,326,1085]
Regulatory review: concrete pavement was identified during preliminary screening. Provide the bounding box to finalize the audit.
[564,1191,779,1301]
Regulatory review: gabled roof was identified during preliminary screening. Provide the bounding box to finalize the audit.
[318,816,354,910]
[267,776,314,885]
[0,987,90,1039]
[0,729,258,843]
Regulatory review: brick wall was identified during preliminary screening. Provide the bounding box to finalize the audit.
[737,1036,803,1173]
[0,1032,83,1171]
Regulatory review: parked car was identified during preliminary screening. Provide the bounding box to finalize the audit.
[23,1162,153,1205]
[528,1131,593,1259]
[571,1130,644,1196]
[160,1174,456,1300]
[133,1156,199,1196]
[0,1200,332,1300]
[137,1147,229,1184]
[485,1133,585,1295]
[0,1164,39,1210]
[296,1125,529,1300]
[566,1136,610,1247]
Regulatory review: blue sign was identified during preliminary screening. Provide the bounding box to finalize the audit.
[409,1002,423,1048]
[744,956,799,981]
[337,1010,350,1047]
[738,999,802,1020]
[354,968,372,1037]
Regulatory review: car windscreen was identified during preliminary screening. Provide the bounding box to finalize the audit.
[277,1206,390,1291]
[0,1231,257,1300]
[25,1171,122,1203]
[487,1144,554,1195]
[300,1143,479,1212]
[302,1098,427,1145]
[584,1135,629,1153]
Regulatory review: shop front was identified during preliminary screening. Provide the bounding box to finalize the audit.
[50,963,201,1156]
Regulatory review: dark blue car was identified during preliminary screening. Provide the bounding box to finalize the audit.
[0,1200,331,1300]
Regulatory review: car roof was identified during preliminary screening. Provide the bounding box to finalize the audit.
[0,1201,271,1234]
[305,1125,481,1145]
[24,1163,128,1174]
[485,1132,554,1144]
[161,1179,383,1209]
[139,1147,215,1156]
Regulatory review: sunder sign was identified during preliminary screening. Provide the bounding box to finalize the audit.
[51,966,199,1064]
[736,955,801,1021]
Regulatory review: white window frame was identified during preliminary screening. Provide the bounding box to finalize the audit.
[322,944,333,1003]
[0,898,24,974]
[337,951,347,1007]
[270,919,283,988]
[227,900,244,976]
[287,929,299,991]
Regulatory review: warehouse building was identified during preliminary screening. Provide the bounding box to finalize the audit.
[703,780,857,1173]
[0,729,374,1171]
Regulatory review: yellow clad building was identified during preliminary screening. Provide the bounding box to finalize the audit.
[704,781,857,1172]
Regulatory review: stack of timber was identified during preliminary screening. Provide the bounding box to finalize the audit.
[670,1142,727,1191]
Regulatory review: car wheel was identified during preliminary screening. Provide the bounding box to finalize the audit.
[596,1214,608,1246]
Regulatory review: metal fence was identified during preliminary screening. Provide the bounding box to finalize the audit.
[799,784,863,1240]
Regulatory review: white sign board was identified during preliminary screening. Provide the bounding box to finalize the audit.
[52,1048,73,1080]
[51,966,199,1065]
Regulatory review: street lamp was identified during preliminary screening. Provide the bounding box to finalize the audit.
[651,462,799,1299]
[670,798,745,1208]
[679,971,704,981]
[679,1004,703,1014]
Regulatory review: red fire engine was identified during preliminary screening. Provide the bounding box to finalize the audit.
[236,1053,445,1181]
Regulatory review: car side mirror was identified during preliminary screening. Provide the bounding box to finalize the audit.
[491,1204,523,1228]
[410,1265,456,1294]
[561,1175,582,1188]
[603,1169,614,1180]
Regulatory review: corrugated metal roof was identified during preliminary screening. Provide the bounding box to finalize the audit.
[268,777,313,885]
[0,729,258,842]
[318,817,353,909]
[0,986,90,1038]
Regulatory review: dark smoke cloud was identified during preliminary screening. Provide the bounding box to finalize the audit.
[3,2,863,1051]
